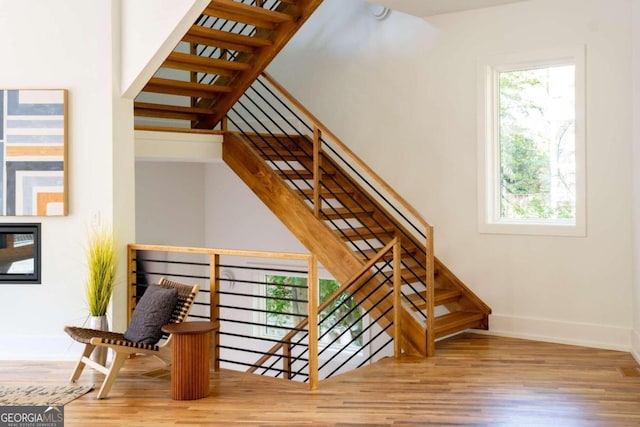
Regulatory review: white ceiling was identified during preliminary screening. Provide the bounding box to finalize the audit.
[364,0,528,17]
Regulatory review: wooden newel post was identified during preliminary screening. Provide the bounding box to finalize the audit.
[211,254,221,371]
[307,255,319,389]
[426,226,435,357]
[392,237,402,358]
[283,342,292,379]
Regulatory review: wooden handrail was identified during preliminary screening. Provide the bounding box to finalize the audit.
[261,71,432,233]
[425,227,435,357]
[307,253,318,389]
[128,243,310,261]
[128,242,312,342]
[247,237,400,373]
[393,237,402,358]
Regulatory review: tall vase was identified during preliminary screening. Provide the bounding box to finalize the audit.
[89,315,109,366]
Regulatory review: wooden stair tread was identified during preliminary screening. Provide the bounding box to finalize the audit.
[278,169,314,180]
[186,25,273,50]
[143,77,232,99]
[163,52,252,76]
[406,288,462,311]
[277,169,337,180]
[134,125,223,135]
[359,248,421,264]
[134,102,214,115]
[399,267,426,283]
[300,187,352,198]
[337,226,390,241]
[320,207,373,220]
[247,133,308,150]
[261,150,308,161]
[205,0,294,29]
[207,0,295,23]
[433,311,485,339]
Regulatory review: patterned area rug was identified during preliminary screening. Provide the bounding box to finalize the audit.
[0,385,94,406]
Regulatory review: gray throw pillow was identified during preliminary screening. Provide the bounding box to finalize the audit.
[124,285,179,344]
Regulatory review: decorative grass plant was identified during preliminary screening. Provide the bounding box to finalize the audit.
[85,227,117,317]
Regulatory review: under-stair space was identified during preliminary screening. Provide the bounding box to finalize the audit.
[134,0,322,132]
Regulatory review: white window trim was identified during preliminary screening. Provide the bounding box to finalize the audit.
[477,45,586,237]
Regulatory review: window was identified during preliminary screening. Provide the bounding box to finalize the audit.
[478,47,585,236]
[262,275,364,349]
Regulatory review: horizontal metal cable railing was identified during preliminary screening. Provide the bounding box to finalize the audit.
[224,73,435,341]
[128,244,318,385]
[127,242,404,387]
[245,238,402,381]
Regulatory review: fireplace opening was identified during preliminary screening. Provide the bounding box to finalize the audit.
[0,223,41,284]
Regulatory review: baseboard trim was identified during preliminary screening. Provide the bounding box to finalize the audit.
[478,313,632,352]
[632,329,640,364]
[3,319,638,362]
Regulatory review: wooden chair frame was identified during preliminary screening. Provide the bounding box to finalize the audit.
[64,277,199,399]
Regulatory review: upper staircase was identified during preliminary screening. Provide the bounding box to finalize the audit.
[134,0,323,132]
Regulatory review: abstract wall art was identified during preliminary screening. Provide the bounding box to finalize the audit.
[0,89,67,216]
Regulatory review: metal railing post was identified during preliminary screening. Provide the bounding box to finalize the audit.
[283,342,292,379]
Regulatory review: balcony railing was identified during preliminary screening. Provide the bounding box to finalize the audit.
[128,240,404,388]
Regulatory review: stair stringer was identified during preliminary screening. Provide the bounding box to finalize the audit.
[223,131,427,356]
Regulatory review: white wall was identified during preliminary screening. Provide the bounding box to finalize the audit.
[267,0,635,350]
[135,161,206,247]
[0,0,135,359]
[204,163,306,253]
[632,0,640,362]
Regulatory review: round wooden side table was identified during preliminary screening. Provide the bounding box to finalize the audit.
[161,321,219,400]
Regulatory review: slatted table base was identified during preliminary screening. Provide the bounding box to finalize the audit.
[162,321,219,400]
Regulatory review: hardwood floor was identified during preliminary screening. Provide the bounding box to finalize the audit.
[2,333,639,426]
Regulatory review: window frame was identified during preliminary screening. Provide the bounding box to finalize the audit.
[477,46,586,237]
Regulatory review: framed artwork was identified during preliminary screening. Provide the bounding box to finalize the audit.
[0,89,67,216]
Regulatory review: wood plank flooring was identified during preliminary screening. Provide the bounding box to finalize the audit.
[1,333,639,426]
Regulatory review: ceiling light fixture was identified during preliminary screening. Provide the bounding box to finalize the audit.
[367,3,391,20]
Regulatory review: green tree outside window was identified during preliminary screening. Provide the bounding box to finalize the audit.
[499,66,576,221]
[265,275,363,347]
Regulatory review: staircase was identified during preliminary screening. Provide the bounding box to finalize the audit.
[222,74,491,356]
[133,0,491,359]
[134,0,323,132]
